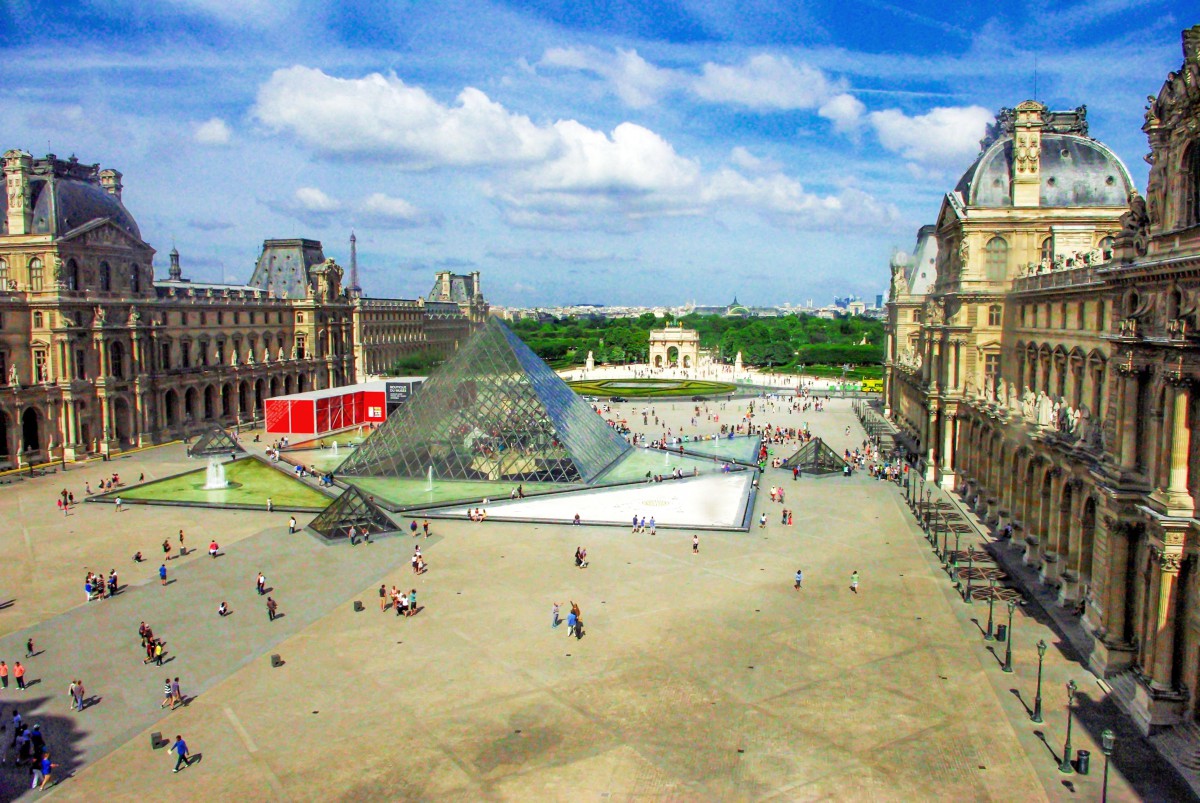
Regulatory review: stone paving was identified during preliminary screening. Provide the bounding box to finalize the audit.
[0,395,1188,800]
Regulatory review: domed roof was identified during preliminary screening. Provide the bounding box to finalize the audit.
[954,132,1133,209]
[0,154,142,239]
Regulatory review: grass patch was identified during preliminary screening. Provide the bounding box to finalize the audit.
[568,378,736,398]
[107,457,334,511]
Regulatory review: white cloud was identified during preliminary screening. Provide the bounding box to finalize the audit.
[193,116,231,145]
[293,186,340,212]
[729,147,781,174]
[162,0,295,27]
[357,192,438,228]
[254,66,558,168]
[540,47,674,108]
[818,93,866,134]
[693,54,844,110]
[867,105,992,168]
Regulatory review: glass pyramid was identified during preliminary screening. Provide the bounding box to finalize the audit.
[187,426,244,457]
[337,318,632,490]
[781,438,846,475]
[309,485,397,541]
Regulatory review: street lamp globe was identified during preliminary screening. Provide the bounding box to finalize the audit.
[1037,639,1048,659]
[1101,729,1115,755]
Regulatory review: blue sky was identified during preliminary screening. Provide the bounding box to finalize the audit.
[0,1,1189,305]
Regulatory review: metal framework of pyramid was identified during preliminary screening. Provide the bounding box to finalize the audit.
[187,426,244,457]
[337,318,632,488]
[781,437,847,476]
[309,485,397,541]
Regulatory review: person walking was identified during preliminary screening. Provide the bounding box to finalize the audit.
[37,751,57,790]
[163,539,172,561]
[68,680,78,711]
[154,641,165,666]
[288,516,297,534]
[565,607,577,638]
[171,677,182,709]
[850,571,859,594]
[0,660,7,690]
[114,496,123,512]
[692,534,699,554]
[14,662,25,691]
[218,601,229,617]
[267,596,278,621]
[160,678,173,709]
[256,572,266,595]
[552,601,561,628]
[24,639,33,659]
[406,589,417,617]
[379,584,388,613]
[266,497,273,513]
[170,735,191,773]
[759,513,767,528]
[422,519,430,538]
[794,569,803,590]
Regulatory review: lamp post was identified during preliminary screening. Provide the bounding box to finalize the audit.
[1059,679,1078,773]
[1101,728,1116,802]
[962,549,975,603]
[1002,600,1016,673]
[941,525,950,567]
[923,487,932,530]
[984,577,997,640]
[1032,639,1047,722]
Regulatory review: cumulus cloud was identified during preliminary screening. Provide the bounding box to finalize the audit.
[539,47,674,108]
[256,66,899,233]
[728,147,781,174]
[193,117,231,145]
[357,192,440,228]
[868,105,992,168]
[692,54,844,110]
[254,66,557,168]
[818,93,866,134]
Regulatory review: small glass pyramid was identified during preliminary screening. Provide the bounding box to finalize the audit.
[337,318,632,494]
[781,438,847,475]
[187,426,244,457]
[309,485,397,541]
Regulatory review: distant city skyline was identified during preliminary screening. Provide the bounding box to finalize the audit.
[0,1,1184,305]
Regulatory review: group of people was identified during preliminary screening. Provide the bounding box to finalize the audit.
[139,621,169,666]
[379,585,419,617]
[630,516,656,534]
[552,600,584,639]
[410,547,428,575]
[6,711,56,790]
[84,569,119,601]
[573,547,589,568]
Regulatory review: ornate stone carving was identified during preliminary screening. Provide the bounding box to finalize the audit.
[1157,548,1183,573]
[1115,192,1150,258]
[1015,134,1040,174]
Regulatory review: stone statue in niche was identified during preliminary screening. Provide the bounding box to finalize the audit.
[8,364,18,387]
[1037,391,1054,428]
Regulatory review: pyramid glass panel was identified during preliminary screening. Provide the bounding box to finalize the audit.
[187,426,244,457]
[781,438,847,475]
[337,319,631,501]
[309,486,398,541]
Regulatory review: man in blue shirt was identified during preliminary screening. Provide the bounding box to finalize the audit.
[171,735,191,772]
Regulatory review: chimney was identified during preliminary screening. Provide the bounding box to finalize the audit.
[98,168,123,200]
[3,149,33,235]
[1011,100,1045,208]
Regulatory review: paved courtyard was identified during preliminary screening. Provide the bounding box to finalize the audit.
[0,395,1189,800]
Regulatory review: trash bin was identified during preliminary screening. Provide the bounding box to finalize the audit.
[1076,750,1090,775]
[995,624,1007,642]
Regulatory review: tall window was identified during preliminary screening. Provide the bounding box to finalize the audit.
[33,311,43,328]
[67,259,79,290]
[110,341,125,379]
[987,305,1002,326]
[33,349,48,383]
[984,353,1000,381]
[984,237,1009,281]
[160,342,171,371]
[28,258,43,291]
[1040,236,1054,264]
[130,265,140,294]
[0,259,8,288]
[1184,142,1200,228]
[99,262,111,292]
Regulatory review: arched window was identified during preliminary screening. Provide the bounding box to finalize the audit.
[99,262,111,292]
[28,258,43,291]
[1040,236,1054,264]
[67,259,79,290]
[130,264,140,294]
[988,305,1002,326]
[1126,290,1139,317]
[33,311,43,328]
[984,237,1009,281]
[1184,142,1200,228]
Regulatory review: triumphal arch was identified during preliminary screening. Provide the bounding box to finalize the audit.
[649,324,699,368]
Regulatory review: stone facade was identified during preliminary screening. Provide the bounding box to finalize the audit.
[884,26,1200,734]
[0,150,486,465]
[648,324,700,368]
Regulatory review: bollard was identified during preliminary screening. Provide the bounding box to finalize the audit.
[150,731,164,749]
[1076,750,1090,775]
[353,600,364,612]
[995,624,1007,642]
[271,654,284,667]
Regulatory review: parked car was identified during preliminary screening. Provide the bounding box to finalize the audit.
[610,396,627,402]
[691,395,709,401]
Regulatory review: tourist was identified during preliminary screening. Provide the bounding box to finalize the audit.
[37,751,57,789]
[0,661,7,689]
[163,539,172,561]
[209,540,219,558]
[159,564,167,586]
[850,571,859,594]
[108,569,118,596]
[266,497,273,512]
[171,677,183,708]
[256,572,266,595]
[565,607,578,638]
[160,678,173,709]
[423,519,430,538]
[410,520,419,537]
[154,641,166,666]
[759,513,767,528]
[794,569,803,590]
[170,735,191,773]
[649,516,656,535]
[14,661,26,690]
[692,534,699,554]
[22,638,32,658]
[573,513,581,525]
[407,588,417,617]
[552,601,561,628]
[114,495,123,512]
[133,550,143,562]
[218,601,229,617]
[379,584,388,612]
[288,516,297,534]
[267,596,278,621]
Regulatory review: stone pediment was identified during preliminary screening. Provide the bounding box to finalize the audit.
[55,218,149,251]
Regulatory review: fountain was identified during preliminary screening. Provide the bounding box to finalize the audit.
[332,440,339,456]
[203,458,229,490]
[426,466,434,492]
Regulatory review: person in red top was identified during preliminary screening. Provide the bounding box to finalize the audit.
[0,660,7,689]
[208,540,219,559]
[14,661,26,690]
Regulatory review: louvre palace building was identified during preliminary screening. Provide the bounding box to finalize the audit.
[0,149,485,466]
[885,25,1200,733]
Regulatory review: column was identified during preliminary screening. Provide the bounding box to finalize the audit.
[1165,383,1194,513]
[1149,549,1182,690]
[1103,520,1129,643]
[1119,372,1138,471]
